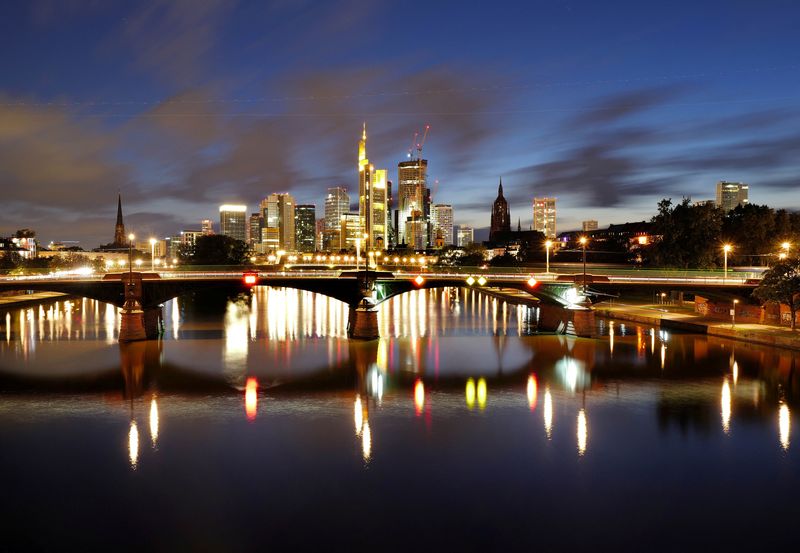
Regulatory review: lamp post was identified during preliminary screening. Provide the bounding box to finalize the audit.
[127,233,135,279]
[731,299,739,327]
[723,244,732,283]
[579,236,588,295]
[780,241,791,260]
[149,238,156,271]
[545,239,553,274]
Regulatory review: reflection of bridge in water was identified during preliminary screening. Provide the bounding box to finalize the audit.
[0,270,758,341]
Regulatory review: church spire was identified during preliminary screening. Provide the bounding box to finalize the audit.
[498,177,503,196]
[113,193,126,246]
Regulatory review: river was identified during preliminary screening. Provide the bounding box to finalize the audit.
[0,287,797,551]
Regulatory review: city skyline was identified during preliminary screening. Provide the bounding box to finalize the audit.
[1,0,799,245]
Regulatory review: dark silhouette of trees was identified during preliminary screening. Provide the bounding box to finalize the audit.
[647,198,724,268]
[182,235,248,265]
[754,257,800,331]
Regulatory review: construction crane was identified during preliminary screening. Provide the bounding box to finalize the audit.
[416,124,430,159]
[407,131,418,159]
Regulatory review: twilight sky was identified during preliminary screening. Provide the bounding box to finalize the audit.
[1,0,799,246]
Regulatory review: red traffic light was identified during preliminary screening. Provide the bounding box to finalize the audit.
[243,272,259,286]
[527,277,538,288]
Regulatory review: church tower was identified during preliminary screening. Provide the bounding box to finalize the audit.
[114,193,126,246]
[490,178,510,242]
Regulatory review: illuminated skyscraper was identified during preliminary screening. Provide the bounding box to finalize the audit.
[219,204,247,242]
[324,187,350,252]
[533,197,557,238]
[490,179,510,242]
[248,213,262,248]
[340,213,365,250]
[260,193,295,251]
[201,219,214,235]
[431,204,454,247]
[294,204,316,253]
[456,225,474,247]
[357,124,388,250]
[397,158,428,245]
[715,181,749,212]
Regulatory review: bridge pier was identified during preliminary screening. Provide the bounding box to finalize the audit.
[538,303,596,338]
[348,298,380,340]
[119,272,163,342]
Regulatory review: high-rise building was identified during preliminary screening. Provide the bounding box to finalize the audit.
[405,219,428,250]
[490,179,511,242]
[295,204,316,253]
[715,181,749,212]
[260,193,295,251]
[533,197,557,238]
[431,204,454,247]
[113,194,126,247]
[219,204,247,242]
[340,213,364,251]
[324,187,350,252]
[248,213,262,248]
[582,220,598,232]
[357,124,388,250]
[397,158,428,245]
[201,219,214,235]
[315,218,325,251]
[456,225,474,247]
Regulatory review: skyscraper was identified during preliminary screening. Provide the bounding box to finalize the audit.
[357,124,389,250]
[248,213,262,248]
[201,219,214,235]
[490,179,511,242]
[113,194,126,246]
[219,205,247,242]
[431,204,454,247]
[715,181,749,212]
[533,197,557,238]
[295,204,316,253]
[260,193,295,251]
[456,225,474,247]
[324,186,350,252]
[397,158,428,245]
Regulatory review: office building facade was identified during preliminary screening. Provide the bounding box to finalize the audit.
[533,197,557,238]
[219,204,247,242]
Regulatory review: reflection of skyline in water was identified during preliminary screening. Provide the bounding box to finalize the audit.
[0,287,798,470]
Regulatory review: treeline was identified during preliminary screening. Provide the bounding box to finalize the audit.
[644,199,800,269]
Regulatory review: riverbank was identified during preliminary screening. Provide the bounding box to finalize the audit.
[0,292,69,309]
[595,302,800,351]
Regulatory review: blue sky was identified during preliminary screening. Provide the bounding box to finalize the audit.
[1,0,799,245]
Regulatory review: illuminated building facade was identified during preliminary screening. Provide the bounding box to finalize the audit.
[260,193,295,251]
[582,220,598,232]
[357,124,388,250]
[340,212,365,251]
[219,204,247,242]
[431,204,454,247]
[324,186,350,252]
[201,219,214,235]
[456,225,474,247]
[533,197,557,238]
[490,179,510,242]
[248,213,262,248]
[294,204,316,253]
[715,181,749,212]
[397,158,428,246]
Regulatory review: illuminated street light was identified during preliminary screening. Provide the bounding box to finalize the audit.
[149,238,156,271]
[722,244,732,282]
[579,236,588,295]
[545,239,553,274]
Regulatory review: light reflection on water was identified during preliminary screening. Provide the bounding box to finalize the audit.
[1,286,799,549]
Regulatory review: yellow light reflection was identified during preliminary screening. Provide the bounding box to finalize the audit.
[660,343,666,369]
[465,378,476,410]
[732,361,739,385]
[245,377,258,421]
[354,394,363,436]
[721,377,731,435]
[414,379,425,416]
[526,374,538,411]
[477,378,487,410]
[128,420,139,469]
[577,408,587,456]
[149,397,159,448]
[779,402,790,451]
[544,388,553,439]
[362,421,372,462]
[609,321,614,355]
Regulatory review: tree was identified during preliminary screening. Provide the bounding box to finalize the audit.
[645,198,724,268]
[753,257,800,331]
[186,235,248,265]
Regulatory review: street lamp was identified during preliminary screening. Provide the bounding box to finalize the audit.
[722,244,732,282]
[579,236,588,295]
[732,299,739,327]
[545,240,553,274]
[127,233,135,279]
[149,238,156,271]
[780,242,791,260]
